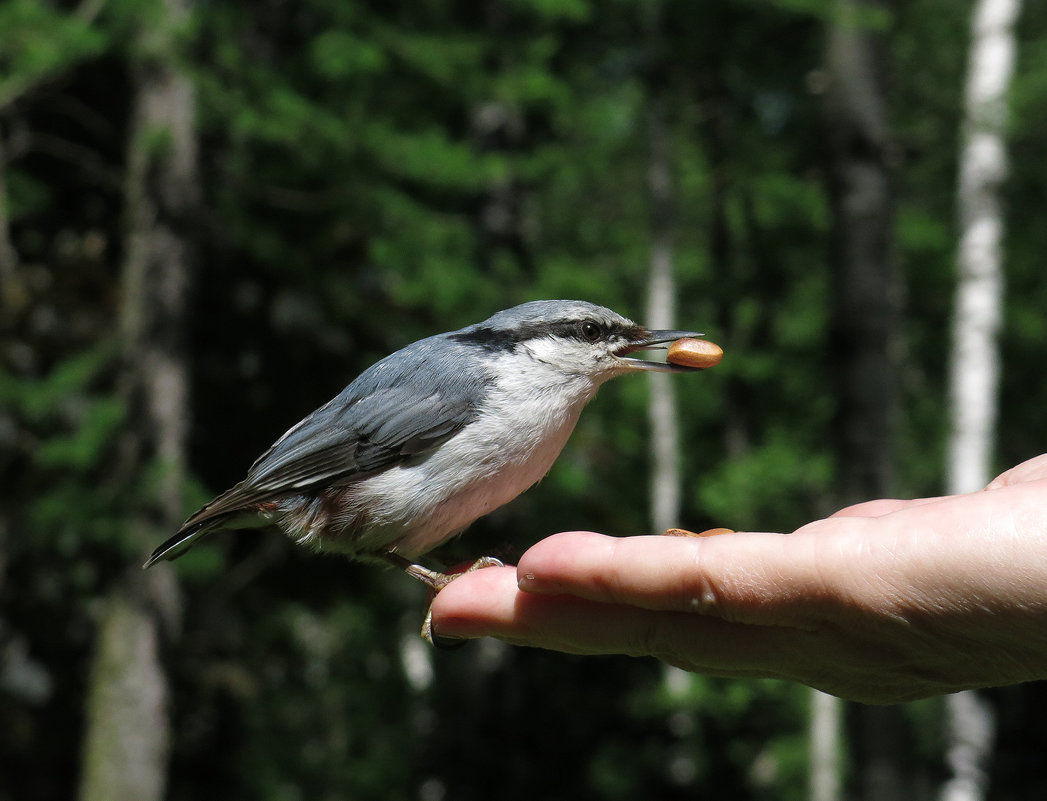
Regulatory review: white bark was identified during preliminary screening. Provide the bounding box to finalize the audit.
[947,0,1019,498]
[79,593,170,801]
[644,53,700,773]
[646,95,680,535]
[809,689,843,801]
[941,3,1021,801]
[646,263,680,534]
[940,690,997,801]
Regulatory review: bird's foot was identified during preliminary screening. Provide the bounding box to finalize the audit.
[390,555,504,645]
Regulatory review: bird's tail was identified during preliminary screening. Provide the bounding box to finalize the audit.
[143,476,271,569]
[142,515,235,568]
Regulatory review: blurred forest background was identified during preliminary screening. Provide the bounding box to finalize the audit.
[3,0,1047,799]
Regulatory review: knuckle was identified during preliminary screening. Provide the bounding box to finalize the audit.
[628,615,677,660]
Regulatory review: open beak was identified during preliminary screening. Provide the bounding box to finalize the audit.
[617,329,705,373]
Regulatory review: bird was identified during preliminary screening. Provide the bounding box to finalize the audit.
[144,300,706,637]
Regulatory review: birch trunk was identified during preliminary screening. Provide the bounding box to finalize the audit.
[940,2,1021,800]
[646,93,680,536]
[809,689,844,801]
[78,1,198,799]
[820,1,898,799]
[640,6,699,777]
[946,0,1019,499]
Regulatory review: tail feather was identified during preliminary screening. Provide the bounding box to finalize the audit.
[142,518,225,568]
[144,479,266,569]
[143,496,259,568]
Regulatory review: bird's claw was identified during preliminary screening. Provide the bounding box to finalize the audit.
[415,556,504,645]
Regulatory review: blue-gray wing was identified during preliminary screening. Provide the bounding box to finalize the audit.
[243,384,478,493]
[143,339,488,566]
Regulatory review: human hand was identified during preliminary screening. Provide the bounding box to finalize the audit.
[430,454,1047,704]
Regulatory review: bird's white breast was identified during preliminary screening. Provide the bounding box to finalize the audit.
[349,351,605,558]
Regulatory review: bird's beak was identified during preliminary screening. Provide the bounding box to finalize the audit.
[616,329,705,373]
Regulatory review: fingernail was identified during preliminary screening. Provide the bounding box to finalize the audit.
[431,632,469,650]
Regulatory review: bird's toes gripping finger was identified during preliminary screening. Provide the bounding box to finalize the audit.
[417,556,504,646]
[459,555,505,574]
[405,555,505,593]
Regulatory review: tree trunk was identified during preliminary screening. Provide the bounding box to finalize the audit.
[946,0,1019,499]
[810,687,844,801]
[78,1,198,799]
[0,122,15,612]
[646,92,680,536]
[641,4,699,780]
[940,2,1021,800]
[820,1,899,800]
[0,131,22,317]
[79,590,172,801]
[824,0,897,509]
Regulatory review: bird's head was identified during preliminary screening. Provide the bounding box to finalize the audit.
[454,300,704,381]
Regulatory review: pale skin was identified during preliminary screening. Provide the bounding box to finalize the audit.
[429,454,1047,705]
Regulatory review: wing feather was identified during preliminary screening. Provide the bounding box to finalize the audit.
[145,336,490,566]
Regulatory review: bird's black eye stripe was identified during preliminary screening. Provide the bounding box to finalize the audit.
[451,318,643,352]
[550,319,612,343]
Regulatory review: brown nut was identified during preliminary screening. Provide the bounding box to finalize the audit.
[666,337,723,369]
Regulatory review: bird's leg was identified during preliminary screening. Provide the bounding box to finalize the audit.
[383,553,504,644]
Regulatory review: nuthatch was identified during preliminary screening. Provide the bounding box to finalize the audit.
[144,300,705,636]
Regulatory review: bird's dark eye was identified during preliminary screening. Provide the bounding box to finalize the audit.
[580,321,602,343]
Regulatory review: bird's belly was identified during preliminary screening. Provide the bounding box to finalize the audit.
[349,401,585,559]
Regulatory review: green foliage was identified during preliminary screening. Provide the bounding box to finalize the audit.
[0,0,108,107]
[4,1,1047,799]
[35,398,123,470]
[0,344,146,556]
[620,671,811,799]
[3,170,51,221]
[0,343,114,422]
[229,599,419,800]
[310,33,387,80]
[699,434,833,532]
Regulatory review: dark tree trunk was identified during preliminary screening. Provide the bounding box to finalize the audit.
[78,1,198,799]
[824,0,898,510]
[821,2,901,801]
[0,131,22,318]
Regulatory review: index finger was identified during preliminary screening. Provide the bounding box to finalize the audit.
[513,530,834,629]
[428,564,814,677]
